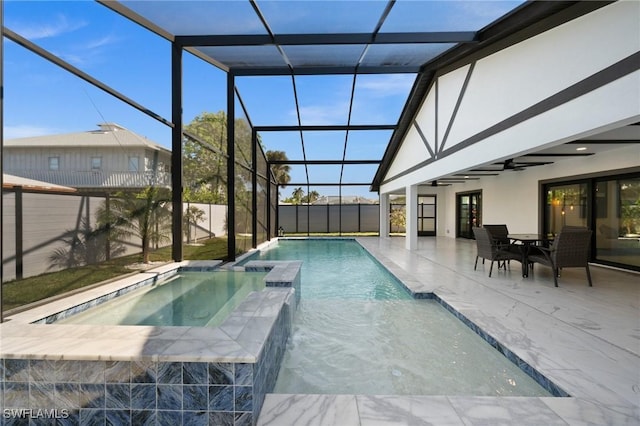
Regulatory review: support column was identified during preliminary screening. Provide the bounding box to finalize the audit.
[379,193,389,237]
[405,184,418,250]
[171,42,183,262]
[14,187,23,280]
[251,129,257,249]
[227,73,236,260]
[1,3,4,322]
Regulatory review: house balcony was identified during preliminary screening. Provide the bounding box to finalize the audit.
[5,170,172,190]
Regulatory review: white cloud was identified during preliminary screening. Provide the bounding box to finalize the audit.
[10,13,87,40]
[357,75,416,97]
[292,102,351,125]
[59,35,120,67]
[85,34,120,50]
[3,125,61,140]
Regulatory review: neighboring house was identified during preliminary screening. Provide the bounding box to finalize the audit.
[3,123,171,191]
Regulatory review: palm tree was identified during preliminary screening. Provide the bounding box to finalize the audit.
[97,187,172,263]
[304,190,320,204]
[292,187,305,204]
[265,150,291,189]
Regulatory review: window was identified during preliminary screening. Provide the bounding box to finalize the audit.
[418,195,436,236]
[542,172,640,271]
[595,176,640,268]
[544,182,588,237]
[48,157,59,170]
[128,156,140,172]
[91,157,102,170]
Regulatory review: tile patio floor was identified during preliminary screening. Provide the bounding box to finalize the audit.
[257,236,640,425]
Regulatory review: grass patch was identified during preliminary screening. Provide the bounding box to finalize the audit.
[2,237,231,313]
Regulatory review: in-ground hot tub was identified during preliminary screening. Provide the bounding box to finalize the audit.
[0,259,301,425]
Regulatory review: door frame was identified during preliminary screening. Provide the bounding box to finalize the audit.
[417,194,436,236]
[456,190,482,239]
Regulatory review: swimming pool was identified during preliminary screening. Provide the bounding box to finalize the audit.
[56,270,266,327]
[246,239,552,396]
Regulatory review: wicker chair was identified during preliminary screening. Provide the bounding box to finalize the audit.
[483,224,510,245]
[472,226,522,277]
[527,228,593,287]
[483,224,521,269]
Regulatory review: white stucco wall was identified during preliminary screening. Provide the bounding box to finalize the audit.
[427,145,639,238]
[381,0,640,194]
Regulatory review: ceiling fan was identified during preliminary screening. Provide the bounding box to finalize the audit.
[503,158,526,171]
[500,158,553,171]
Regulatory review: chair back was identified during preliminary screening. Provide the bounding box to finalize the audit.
[473,226,498,258]
[483,224,510,245]
[551,229,592,267]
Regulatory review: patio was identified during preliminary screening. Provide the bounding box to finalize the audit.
[258,236,639,425]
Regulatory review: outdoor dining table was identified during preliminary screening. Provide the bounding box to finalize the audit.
[507,234,548,277]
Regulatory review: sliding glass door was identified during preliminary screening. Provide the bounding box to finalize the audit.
[543,172,639,271]
[594,176,640,269]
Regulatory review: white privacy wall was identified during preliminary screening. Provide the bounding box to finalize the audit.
[381,0,640,195]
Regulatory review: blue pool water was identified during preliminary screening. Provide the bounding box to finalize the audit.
[246,239,410,300]
[57,271,266,327]
[249,239,551,396]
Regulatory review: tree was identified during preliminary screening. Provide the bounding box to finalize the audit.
[265,150,291,188]
[183,111,258,205]
[183,111,228,204]
[303,190,320,204]
[97,187,172,263]
[291,187,305,204]
[390,206,406,233]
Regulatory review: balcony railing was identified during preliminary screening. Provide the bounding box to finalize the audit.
[6,170,172,189]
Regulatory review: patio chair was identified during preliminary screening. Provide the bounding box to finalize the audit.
[483,224,511,245]
[483,224,521,268]
[472,226,522,277]
[527,228,593,287]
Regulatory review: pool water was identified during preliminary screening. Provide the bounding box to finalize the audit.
[248,239,410,300]
[56,271,266,328]
[252,239,551,396]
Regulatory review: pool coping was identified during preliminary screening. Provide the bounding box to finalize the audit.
[0,260,300,363]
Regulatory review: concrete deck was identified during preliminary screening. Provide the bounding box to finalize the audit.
[258,236,639,425]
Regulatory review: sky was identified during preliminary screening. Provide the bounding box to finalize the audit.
[2,0,522,199]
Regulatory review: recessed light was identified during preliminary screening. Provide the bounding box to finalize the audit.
[464,175,469,179]
[576,147,587,151]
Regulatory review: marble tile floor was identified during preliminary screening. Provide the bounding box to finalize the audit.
[258,236,639,425]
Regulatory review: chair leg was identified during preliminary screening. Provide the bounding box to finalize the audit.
[474,256,479,270]
[489,261,494,277]
[586,264,593,287]
[553,267,559,287]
